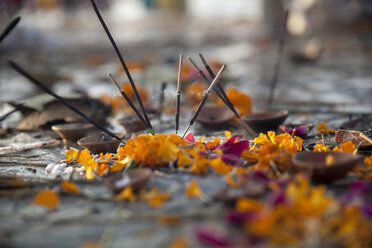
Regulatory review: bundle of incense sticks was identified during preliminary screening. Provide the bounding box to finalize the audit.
[188,53,255,137]
[182,65,227,138]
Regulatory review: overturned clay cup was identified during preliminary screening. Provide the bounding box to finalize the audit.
[77,132,125,154]
[51,122,94,144]
[242,110,288,133]
[292,151,360,183]
[117,115,147,134]
[196,105,235,128]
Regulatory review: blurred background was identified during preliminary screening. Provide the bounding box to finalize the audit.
[1,0,372,113]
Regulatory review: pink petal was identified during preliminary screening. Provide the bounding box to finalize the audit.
[195,227,234,247]
[185,133,195,142]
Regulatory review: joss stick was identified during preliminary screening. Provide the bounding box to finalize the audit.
[182,65,226,138]
[188,56,228,104]
[109,73,150,129]
[8,61,123,142]
[198,53,236,113]
[0,16,20,43]
[267,10,289,105]
[197,54,256,137]
[90,0,152,129]
[175,54,183,135]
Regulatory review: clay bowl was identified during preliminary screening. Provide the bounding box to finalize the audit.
[77,132,125,154]
[196,105,235,128]
[51,123,94,143]
[241,110,288,133]
[104,168,152,194]
[117,115,146,134]
[292,151,360,183]
[279,123,314,137]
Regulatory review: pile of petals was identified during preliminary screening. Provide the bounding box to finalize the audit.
[65,131,304,180]
[219,174,372,247]
[244,131,303,176]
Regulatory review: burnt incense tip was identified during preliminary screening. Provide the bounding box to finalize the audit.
[198,53,208,66]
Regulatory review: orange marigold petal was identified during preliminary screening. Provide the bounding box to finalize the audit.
[313,144,330,152]
[61,180,80,194]
[364,156,372,168]
[32,190,59,210]
[339,141,356,153]
[236,198,264,212]
[185,180,203,198]
[115,187,136,202]
[66,148,79,162]
[167,237,188,248]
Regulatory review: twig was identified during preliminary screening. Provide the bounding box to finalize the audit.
[8,61,123,142]
[182,65,226,138]
[90,0,152,129]
[175,54,183,135]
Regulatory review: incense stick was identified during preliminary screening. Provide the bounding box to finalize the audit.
[108,73,149,129]
[267,10,289,105]
[90,0,152,129]
[0,16,20,43]
[175,54,183,135]
[198,53,234,111]
[8,61,123,142]
[188,56,231,110]
[182,65,226,138]
[197,54,256,137]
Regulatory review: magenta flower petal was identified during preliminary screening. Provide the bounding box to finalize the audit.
[221,154,241,164]
[361,202,372,217]
[185,133,195,142]
[195,227,234,247]
[268,190,286,206]
[250,171,270,184]
[225,210,257,224]
[218,137,249,157]
[350,181,372,194]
